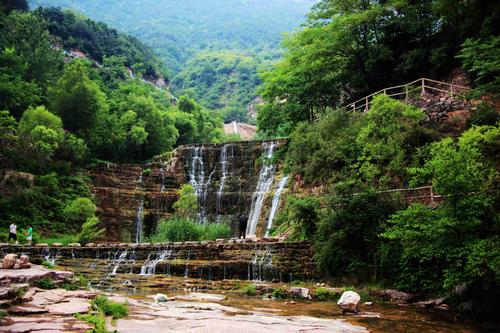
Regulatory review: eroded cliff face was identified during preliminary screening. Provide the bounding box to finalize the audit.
[89,140,288,242]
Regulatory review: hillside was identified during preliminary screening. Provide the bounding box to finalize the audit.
[29,0,313,121]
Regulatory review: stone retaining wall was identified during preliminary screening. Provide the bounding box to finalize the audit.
[0,240,316,283]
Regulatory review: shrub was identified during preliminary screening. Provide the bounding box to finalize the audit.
[91,296,128,319]
[75,313,108,333]
[172,184,198,219]
[240,284,257,296]
[150,217,201,242]
[42,260,55,269]
[37,277,56,290]
[0,309,7,319]
[150,217,232,242]
[272,287,287,300]
[199,223,232,241]
[63,197,97,224]
[78,217,105,245]
[314,288,339,301]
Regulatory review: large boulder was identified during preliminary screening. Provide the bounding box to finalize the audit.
[337,291,361,313]
[2,254,18,269]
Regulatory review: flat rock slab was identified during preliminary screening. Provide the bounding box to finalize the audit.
[1,315,92,333]
[176,292,227,302]
[109,298,368,333]
[0,265,73,286]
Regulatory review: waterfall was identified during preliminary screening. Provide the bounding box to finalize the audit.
[140,248,172,275]
[110,249,129,275]
[249,245,274,281]
[159,167,166,193]
[216,143,234,221]
[188,147,209,223]
[135,198,144,244]
[265,176,289,237]
[135,171,145,243]
[247,142,277,235]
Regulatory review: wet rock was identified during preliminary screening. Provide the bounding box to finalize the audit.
[154,293,169,303]
[337,291,361,313]
[364,302,373,306]
[2,254,17,269]
[68,243,81,247]
[369,289,415,303]
[177,292,227,302]
[289,287,311,299]
[85,243,96,247]
[35,243,49,247]
[52,243,63,247]
[17,255,31,269]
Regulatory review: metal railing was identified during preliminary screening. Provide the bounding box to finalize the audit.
[341,78,470,113]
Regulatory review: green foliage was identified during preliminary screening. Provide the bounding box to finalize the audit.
[0,173,93,236]
[77,217,105,245]
[37,277,56,289]
[467,103,500,127]
[150,217,201,242]
[272,287,287,300]
[240,284,257,296]
[41,260,55,269]
[458,36,500,99]
[63,197,97,224]
[382,124,500,293]
[314,288,340,301]
[174,51,261,122]
[149,217,232,242]
[0,309,7,319]
[40,235,78,246]
[258,0,500,135]
[91,296,128,319]
[172,184,198,219]
[199,223,232,241]
[276,196,321,240]
[315,193,399,281]
[75,313,109,333]
[49,60,108,134]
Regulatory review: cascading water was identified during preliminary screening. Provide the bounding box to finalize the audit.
[135,171,145,243]
[265,176,289,237]
[216,144,234,222]
[188,147,209,223]
[110,249,129,275]
[248,245,274,281]
[140,248,173,275]
[247,142,277,235]
[135,198,144,244]
[159,167,166,193]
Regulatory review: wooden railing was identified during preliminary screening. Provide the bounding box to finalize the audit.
[341,78,470,113]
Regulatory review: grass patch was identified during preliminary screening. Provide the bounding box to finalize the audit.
[91,296,128,319]
[149,217,232,242]
[75,313,109,333]
[0,309,7,319]
[39,234,78,245]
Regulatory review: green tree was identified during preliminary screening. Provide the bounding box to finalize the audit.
[18,106,65,172]
[63,197,97,225]
[173,184,198,219]
[50,60,108,135]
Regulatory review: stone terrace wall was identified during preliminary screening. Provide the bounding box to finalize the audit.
[0,240,316,283]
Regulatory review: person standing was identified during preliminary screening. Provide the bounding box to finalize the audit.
[238,214,248,239]
[26,226,33,245]
[8,223,17,244]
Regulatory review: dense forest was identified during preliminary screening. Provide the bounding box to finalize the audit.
[261,0,500,314]
[29,0,313,122]
[0,1,225,240]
